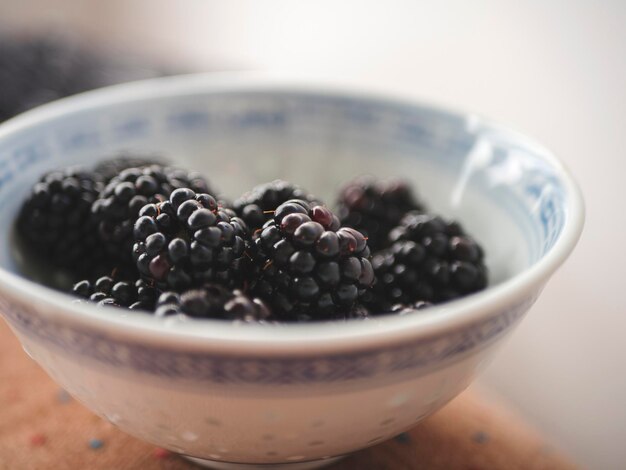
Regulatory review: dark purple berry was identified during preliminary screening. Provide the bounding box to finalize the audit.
[275,202,309,225]
[156,284,275,322]
[280,213,311,234]
[234,180,320,232]
[134,216,158,241]
[92,165,214,264]
[311,206,334,228]
[71,274,156,310]
[133,189,250,291]
[251,200,372,320]
[149,255,170,281]
[72,280,91,297]
[18,168,104,273]
[366,212,487,311]
[337,176,424,251]
[293,221,324,247]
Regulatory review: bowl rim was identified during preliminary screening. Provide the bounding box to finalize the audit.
[0,73,585,354]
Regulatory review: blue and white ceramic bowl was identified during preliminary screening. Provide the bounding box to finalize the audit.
[0,75,583,469]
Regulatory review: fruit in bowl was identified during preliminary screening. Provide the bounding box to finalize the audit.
[16,151,489,323]
[0,75,583,469]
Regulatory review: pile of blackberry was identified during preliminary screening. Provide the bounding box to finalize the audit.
[17,163,488,322]
[155,284,274,323]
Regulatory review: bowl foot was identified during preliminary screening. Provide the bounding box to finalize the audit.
[183,455,344,469]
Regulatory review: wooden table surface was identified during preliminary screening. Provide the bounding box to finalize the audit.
[0,318,576,470]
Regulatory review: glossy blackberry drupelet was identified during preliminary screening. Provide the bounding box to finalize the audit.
[133,188,249,291]
[72,276,157,310]
[368,212,487,310]
[336,176,424,251]
[92,165,212,263]
[344,304,372,320]
[250,199,375,321]
[233,180,320,232]
[389,300,433,315]
[17,168,104,273]
[155,284,274,322]
[0,35,107,122]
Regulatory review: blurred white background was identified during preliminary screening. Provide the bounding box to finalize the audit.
[2,1,625,468]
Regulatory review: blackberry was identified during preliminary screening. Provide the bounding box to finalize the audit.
[92,165,212,263]
[72,276,157,310]
[234,180,319,232]
[250,200,374,321]
[93,154,165,183]
[133,188,249,291]
[17,168,104,273]
[369,212,487,309]
[155,284,274,322]
[337,176,424,251]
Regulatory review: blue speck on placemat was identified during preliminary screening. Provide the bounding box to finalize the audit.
[472,431,489,444]
[56,389,71,404]
[89,438,104,450]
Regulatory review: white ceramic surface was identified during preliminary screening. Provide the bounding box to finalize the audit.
[0,75,583,467]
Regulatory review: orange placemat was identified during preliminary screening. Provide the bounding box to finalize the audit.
[0,318,576,470]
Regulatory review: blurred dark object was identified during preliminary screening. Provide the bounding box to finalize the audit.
[0,31,170,122]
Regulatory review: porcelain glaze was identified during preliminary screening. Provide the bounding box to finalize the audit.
[0,75,583,467]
